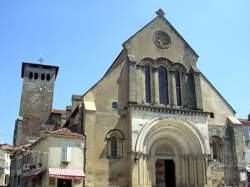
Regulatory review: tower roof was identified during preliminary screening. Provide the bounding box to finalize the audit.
[21,62,59,78]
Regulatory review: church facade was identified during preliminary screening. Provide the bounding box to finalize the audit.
[80,10,247,187]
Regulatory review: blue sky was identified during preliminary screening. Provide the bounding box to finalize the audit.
[0,0,249,144]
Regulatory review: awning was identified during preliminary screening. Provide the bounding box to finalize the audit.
[23,168,45,179]
[49,168,85,180]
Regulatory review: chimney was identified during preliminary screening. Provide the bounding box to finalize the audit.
[66,105,72,119]
[72,95,82,111]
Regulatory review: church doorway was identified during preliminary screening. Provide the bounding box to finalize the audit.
[155,159,176,187]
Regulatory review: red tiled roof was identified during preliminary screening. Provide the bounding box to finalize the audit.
[239,118,250,126]
[49,128,83,137]
[239,118,250,123]
[51,109,66,114]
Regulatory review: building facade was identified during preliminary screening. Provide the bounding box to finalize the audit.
[11,128,84,187]
[78,9,247,187]
[0,146,11,186]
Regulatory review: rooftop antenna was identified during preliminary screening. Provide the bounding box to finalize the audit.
[38,54,44,64]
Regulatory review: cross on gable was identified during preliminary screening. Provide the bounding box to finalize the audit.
[156,9,165,16]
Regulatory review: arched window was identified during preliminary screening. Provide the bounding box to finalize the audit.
[46,74,50,81]
[145,66,151,103]
[112,102,118,110]
[34,73,38,80]
[210,136,223,162]
[41,74,45,80]
[105,129,125,159]
[29,72,33,79]
[175,71,181,106]
[158,66,168,104]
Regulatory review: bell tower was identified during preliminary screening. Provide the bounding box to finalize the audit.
[13,62,59,146]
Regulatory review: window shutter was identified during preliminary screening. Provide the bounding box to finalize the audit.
[62,147,67,161]
[67,147,72,162]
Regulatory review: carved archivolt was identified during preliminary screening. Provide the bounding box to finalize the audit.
[134,116,207,156]
[139,57,187,72]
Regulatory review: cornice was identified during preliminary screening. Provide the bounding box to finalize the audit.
[127,104,210,117]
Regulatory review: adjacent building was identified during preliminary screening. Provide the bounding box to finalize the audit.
[240,114,250,183]
[0,145,11,186]
[11,128,84,187]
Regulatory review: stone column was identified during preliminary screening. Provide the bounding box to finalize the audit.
[169,70,177,107]
[181,72,188,108]
[154,68,160,104]
[191,66,203,110]
[136,65,144,103]
[151,68,157,104]
[128,61,137,103]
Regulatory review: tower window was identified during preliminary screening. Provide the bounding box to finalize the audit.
[158,66,169,104]
[46,74,50,81]
[145,66,151,103]
[34,73,38,80]
[175,71,181,106]
[29,72,33,79]
[41,74,45,80]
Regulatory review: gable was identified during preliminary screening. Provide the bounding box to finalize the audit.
[123,15,198,69]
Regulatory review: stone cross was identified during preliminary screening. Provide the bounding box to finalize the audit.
[156,9,165,16]
[38,56,43,64]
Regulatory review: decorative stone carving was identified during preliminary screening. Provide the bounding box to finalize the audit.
[153,31,171,49]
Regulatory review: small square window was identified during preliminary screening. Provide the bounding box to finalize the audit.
[112,102,118,110]
[210,113,215,118]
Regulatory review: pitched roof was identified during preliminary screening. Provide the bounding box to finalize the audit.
[51,109,66,114]
[49,128,83,137]
[123,14,199,58]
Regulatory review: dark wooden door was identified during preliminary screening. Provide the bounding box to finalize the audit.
[155,159,176,187]
[156,159,166,187]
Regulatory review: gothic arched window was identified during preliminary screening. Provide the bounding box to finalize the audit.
[158,66,169,104]
[145,66,151,103]
[105,129,125,159]
[175,71,182,106]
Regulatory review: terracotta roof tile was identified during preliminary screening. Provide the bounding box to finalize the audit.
[239,118,250,126]
[239,118,250,123]
[51,109,66,114]
[49,128,83,137]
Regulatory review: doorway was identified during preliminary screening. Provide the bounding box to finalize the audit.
[156,159,176,187]
[57,179,72,187]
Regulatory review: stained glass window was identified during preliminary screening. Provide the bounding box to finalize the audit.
[158,66,168,104]
[175,71,182,106]
[145,66,151,103]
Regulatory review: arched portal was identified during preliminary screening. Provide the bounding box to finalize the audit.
[132,116,209,187]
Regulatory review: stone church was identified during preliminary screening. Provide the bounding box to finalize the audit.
[12,9,247,187]
[79,9,246,187]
